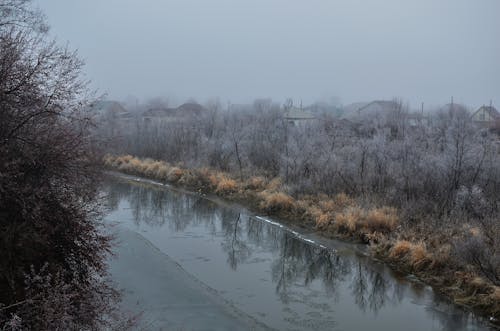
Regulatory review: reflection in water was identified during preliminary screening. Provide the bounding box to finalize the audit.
[103,177,489,331]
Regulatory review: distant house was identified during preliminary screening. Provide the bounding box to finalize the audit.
[342,100,401,119]
[142,102,205,123]
[88,100,131,120]
[89,100,129,116]
[176,102,205,116]
[283,107,316,126]
[87,100,133,135]
[471,105,500,128]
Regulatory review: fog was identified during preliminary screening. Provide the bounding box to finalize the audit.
[35,0,499,107]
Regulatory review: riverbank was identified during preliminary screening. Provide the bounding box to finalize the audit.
[103,154,499,327]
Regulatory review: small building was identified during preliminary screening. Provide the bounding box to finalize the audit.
[342,100,401,120]
[471,105,500,128]
[283,107,316,126]
[142,102,205,123]
[88,100,131,120]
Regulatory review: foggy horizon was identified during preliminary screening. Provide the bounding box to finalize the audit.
[35,0,499,109]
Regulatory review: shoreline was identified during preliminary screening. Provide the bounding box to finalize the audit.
[103,155,500,328]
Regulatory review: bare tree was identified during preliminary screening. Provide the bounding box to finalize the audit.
[0,1,124,329]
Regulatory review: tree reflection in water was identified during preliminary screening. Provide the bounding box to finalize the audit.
[102,177,435,316]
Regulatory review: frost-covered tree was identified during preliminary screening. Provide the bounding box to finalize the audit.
[0,1,124,329]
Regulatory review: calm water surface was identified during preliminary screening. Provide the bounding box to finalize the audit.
[103,176,491,331]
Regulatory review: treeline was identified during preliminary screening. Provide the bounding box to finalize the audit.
[110,101,499,221]
[101,99,500,311]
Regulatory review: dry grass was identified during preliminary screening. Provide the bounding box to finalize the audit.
[266,178,283,191]
[155,163,170,180]
[167,167,184,182]
[334,207,361,232]
[389,240,413,259]
[315,212,333,230]
[388,240,431,270]
[364,207,398,232]
[215,177,238,194]
[245,176,267,190]
[409,242,429,270]
[259,191,295,212]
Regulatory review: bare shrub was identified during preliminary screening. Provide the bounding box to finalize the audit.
[454,228,500,286]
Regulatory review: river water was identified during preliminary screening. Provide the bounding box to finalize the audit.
[103,175,491,331]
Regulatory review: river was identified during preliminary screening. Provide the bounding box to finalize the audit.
[103,174,491,331]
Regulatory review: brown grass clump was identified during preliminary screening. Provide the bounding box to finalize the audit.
[154,163,170,180]
[121,155,134,163]
[315,212,333,230]
[388,240,432,270]
[409,242,430,270]
[319,200,338,213]
[245,176,267,190]
[334,207,362,233]
[143,160,160,177]
[216,177,238,194]
[207,173,220,188]
[266,178,283,192]
[117,161,131,172]
[364,207,398,233]
[334,193,354,207]
[259,191,295,213]
[389,240,412,259]
[167,167,184,182]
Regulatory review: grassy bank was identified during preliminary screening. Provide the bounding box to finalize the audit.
[104,154,499,325]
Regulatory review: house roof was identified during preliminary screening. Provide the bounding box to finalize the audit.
[341,100,400,119]
[284,108,315,120]
[88,100,131,117]
[143,102,205,118]
[472,105,500,119]
[357,100,400,112]
[176,102,205,116]
[143,107,174,117]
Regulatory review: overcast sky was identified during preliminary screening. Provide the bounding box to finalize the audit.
[35,0,499,108]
